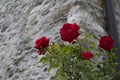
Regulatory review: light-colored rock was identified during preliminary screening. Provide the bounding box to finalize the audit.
[0,0,120,80]
[67,6,107,38]
[113,0,120,39]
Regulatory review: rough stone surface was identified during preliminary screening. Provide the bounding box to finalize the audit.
[0,0,119,80]
[113,0,120,39]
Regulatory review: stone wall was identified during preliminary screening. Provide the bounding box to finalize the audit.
[113,0,120,39]
[0,0,119,80]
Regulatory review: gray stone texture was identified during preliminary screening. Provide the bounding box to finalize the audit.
[113,0,120,39]
[0,0,120,80]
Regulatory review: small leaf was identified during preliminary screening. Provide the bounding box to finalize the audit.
[86,32,94,39]
[89,43,96,49]
[40,57,49,63]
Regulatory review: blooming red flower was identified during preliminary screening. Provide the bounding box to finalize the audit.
[99,36,114,51]
[60,23,80,43]
[82,52,93,60]
[34,36,49,55]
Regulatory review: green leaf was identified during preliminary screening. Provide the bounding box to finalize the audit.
[89,43,96,49]
[50,58,59,68]
[86,32,94,39]
[40,57,49,63]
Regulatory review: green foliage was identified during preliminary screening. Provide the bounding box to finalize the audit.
[40,32,120,80]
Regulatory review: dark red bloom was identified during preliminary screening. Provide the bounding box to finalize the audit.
[99,36,114,50]
[60,23,80,43]
[82,52,93,60]
[34,36,49,55]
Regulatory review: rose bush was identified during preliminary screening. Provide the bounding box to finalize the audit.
[34,23,120,80]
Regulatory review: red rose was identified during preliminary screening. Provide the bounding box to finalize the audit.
[34,36,49,55]
[82,52,93,60]
[99,36,114,50]
[60,23,80,43]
